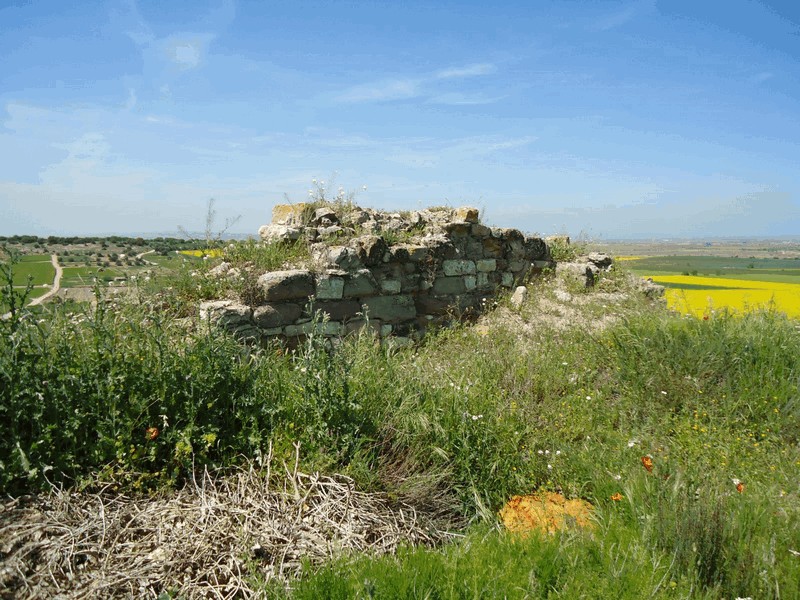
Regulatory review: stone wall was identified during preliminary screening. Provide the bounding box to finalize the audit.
[201,203,555,346]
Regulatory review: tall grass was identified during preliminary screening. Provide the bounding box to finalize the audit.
[1,254,799,597]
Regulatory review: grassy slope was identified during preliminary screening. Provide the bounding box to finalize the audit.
[1,249,799,598]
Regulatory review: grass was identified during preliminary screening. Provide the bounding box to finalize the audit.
[1,249,799,598]
[10,257,55,286]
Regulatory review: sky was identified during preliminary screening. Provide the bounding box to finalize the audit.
[1,0,799,239]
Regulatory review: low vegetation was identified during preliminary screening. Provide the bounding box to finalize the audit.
[1,238,799,598]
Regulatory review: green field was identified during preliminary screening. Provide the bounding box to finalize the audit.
[11,257,55,286]
[60,265,127,287]
[624,255,800,283]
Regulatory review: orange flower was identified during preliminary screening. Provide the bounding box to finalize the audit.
[641,455,654,472]
[703,314,709,321]
[733,478,744,493]
[610,492,624,501]
[145,426,159,441]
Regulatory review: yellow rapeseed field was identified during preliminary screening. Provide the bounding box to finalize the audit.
[179,249,223,258]
[648,275,800,318]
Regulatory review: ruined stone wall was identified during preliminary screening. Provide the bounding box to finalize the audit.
[201,204,554,346]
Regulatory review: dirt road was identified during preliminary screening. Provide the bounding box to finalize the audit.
[28,254,63,306]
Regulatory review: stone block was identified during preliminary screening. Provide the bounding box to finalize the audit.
[258,224,302,242]
[200,301,252,327]
[509,260,531,273]
[272,203,311,226]
[344,318,382,336]
[316,275,344,300]
[380,279,402,294]
[416,293,454,316]
[501,272,514,288]
[343,269,378,298]
[482,237,504,258]
[464,275,477,291]
[524,236,548,260]
[442,259,476,276]
[510,286,528,308]
[253,303,303,328]
[433,276,467,295]
[352,235,388,267]
[454,206,480,223]
[306,299,362,321]
[476,259,497,272]
[362,294,417,322]
[327,246,362,270]
[476,272,491,288]
[258,270,315,302]
[471,223,492,238]
[465,238,484,259]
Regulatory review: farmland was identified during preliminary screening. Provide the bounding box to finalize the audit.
[606,240,800,318]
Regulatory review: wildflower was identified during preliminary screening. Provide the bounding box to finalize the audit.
[627,438,639,448]
[547,464,553,470]
[641,455,654,472]
[145,426,159,441]
[610,492,623,501]
[732,478,745,493]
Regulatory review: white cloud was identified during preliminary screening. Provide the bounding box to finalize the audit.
[336,62,497,104]
[435,63,496,79]
[427,93,505,106]
[336,79,420,103]
[588,0,654,32]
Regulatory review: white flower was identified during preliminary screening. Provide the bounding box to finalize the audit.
[547,464,553,470]
[586,395,592,400]
[613,474,622,481]
[545,450,550,455]
[661,390,668,396]
[627,439,639,448]
[537,450,544,455]
[555,450,561,456]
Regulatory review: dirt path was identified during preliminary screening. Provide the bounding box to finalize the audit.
[135,249,157,265]
[28,254,63,307]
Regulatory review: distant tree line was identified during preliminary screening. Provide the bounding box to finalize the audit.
[0,235,208,255]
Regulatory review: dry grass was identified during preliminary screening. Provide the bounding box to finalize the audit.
[0,446,451,599]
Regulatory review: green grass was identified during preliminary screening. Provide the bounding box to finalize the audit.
[60,265,127,287]
[1,254,799,598]
[19,254,53,263]
[11,259,55,286]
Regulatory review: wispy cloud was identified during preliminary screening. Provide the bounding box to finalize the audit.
[335,62,498,104]
[427,93,505,106]
[589,0,654,32]
[435,63,496,79]
[335,78,420,103]
[163,33,216,70]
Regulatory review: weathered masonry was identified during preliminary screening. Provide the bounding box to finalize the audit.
[201,204,555,346]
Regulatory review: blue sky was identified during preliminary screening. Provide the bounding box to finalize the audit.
[1,0,798,239]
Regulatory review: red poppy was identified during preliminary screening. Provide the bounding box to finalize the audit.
[641,455,654,472]
[736,482,744,494]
